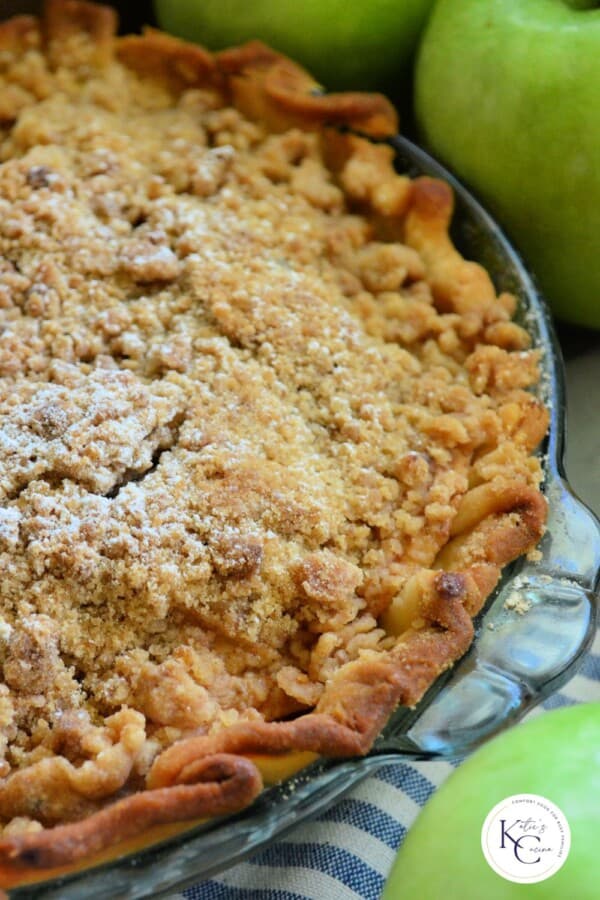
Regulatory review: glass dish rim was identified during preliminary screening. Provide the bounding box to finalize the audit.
[8,134,600,900]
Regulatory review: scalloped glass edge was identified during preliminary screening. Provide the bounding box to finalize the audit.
[11,135,600,900]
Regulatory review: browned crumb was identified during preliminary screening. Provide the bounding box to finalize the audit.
[503,594,533,616]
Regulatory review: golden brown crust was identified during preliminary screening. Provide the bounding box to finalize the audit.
[215,41,398,137]
[143,570,486,792]
[0,0,549,876]
[0,754,262,869]
[404,177,500,320]
[117,28,219,92]
[116,31,398,137]
[0,16,40,53]
[148,580,477,778]
[43,0,117,67]
[435,484,547,571]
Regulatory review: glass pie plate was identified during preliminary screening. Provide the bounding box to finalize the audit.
[7,135,600,900]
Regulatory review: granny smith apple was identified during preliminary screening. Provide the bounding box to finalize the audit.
[414,0,600,328]
[383,703,600,899]
[153,0,436,90]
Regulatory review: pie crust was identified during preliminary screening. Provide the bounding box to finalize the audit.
[0,0,548,873]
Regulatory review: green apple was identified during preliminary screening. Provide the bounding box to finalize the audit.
[383,703,600,899]
[153,0,436,90]
[414,0,600,328]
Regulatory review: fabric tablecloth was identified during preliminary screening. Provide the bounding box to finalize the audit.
[167,627,599,900]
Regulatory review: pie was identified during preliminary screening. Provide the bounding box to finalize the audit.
[0,0,548,875]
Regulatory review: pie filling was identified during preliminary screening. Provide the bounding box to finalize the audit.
[0,0,548,870]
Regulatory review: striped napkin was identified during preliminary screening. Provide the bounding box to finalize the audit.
[169,627,599,900]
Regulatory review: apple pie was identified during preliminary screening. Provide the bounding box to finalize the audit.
[0,0,548,873]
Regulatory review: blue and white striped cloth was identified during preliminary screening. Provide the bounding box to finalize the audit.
[170,629,600,900]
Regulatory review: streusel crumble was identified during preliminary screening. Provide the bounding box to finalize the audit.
[0,0,548,871]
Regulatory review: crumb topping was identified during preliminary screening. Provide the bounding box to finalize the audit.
[0,29,547,833]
